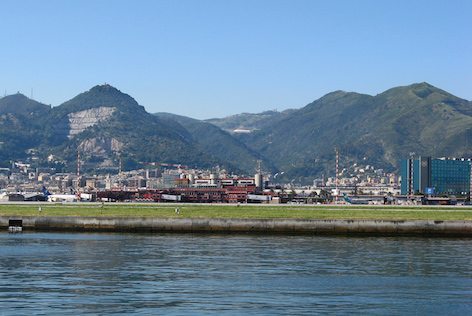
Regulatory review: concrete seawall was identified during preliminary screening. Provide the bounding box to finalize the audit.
[1,216,472,236]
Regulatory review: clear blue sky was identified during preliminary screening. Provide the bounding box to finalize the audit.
[0,0,470,119]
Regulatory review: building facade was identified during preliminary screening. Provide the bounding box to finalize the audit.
[401,157,471,197]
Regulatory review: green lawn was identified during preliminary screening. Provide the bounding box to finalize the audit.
[0,203,472,220]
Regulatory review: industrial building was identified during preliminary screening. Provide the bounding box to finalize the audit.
[401,157,472,197]
[95,171,270,203]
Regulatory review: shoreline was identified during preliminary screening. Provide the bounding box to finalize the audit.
[1,216,472,236]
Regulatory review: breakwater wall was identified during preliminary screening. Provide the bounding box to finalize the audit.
[1,216,472,236]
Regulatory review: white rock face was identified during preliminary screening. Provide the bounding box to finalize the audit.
[68,107,116,138]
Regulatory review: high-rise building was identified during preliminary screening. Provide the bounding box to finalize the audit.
[401,157,471,197]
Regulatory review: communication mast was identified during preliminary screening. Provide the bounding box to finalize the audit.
[77,149,81,177]
[76,148,81,192]
[335,148,339,204]
[408,152,415,201]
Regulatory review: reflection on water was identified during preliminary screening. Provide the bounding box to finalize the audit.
[0,233,471,315]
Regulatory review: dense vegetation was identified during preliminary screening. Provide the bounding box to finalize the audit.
[0,85,261,174]
[43,85,238,172]
[206,110,294,132]
[155,112,271,173]
[0,94,50,165]
[227,83,472,183]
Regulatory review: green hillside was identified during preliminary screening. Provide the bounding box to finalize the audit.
[41,85,224,172]
[0,82,470,181]
[241,82,472,182]
[206,109,294,133]
[155,112,272,173]
[0,93,50,115]
[0,85,262,174]
[0,94,50,164]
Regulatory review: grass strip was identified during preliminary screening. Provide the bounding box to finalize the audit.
[0,203,471,221]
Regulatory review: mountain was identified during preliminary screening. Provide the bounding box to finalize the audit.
[206,109,295,133]
[38,84,227,172]
[0,85,261,174]
[0,94,50,164]
[155,112,271,173]
[239,82,472,182]
[0,93,50,115]
[1,82,470,182]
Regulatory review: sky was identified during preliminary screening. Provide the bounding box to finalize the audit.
[0,0,470,119]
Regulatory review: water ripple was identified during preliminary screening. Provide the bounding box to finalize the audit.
[0,233,471,315]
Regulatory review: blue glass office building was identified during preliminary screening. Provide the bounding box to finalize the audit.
[401,157,471,196]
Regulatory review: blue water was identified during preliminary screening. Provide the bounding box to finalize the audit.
[0,233,471,315]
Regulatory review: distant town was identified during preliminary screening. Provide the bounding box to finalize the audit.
[1,155,470,206]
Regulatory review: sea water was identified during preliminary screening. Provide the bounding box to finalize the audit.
[0,232,471,315]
